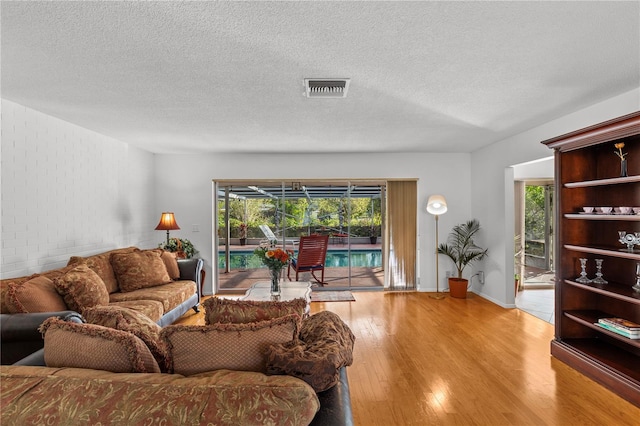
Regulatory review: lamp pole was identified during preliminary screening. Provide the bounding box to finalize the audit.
[430,213,445,299]
[426,195,447,300]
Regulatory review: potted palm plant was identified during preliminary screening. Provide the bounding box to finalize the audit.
[437,219,488,298]
[369,225,378,244]
[238,223,248,246]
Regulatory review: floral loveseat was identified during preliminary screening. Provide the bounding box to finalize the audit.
[0,247,202,365]
[0,298,355,425]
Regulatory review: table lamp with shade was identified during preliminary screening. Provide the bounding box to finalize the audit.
[426,195,448,299]
[155,212,180,246]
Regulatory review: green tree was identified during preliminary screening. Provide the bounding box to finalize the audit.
[525,185,546,256]
[217,190,382,238]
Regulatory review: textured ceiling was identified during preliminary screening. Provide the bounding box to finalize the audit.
[2,1,639,154]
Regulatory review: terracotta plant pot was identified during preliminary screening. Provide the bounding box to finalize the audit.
[448,277,469,299]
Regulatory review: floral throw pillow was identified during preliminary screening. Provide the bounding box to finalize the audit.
[160,250,181,280]
[110,250,172,292]
[265,311,355,392]
[53,264,109,313]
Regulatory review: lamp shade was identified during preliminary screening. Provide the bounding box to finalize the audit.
[426,195,448,215]
[155,212,180,230]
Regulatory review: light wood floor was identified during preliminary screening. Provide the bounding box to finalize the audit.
[175,292,640,425]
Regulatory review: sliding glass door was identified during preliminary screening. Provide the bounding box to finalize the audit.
[214,180,384,293]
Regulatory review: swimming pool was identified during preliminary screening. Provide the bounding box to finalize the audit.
[218,249,382,269]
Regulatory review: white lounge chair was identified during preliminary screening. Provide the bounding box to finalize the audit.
[259,225,297,247]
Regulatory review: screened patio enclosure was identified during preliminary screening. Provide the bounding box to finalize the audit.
[214,180,387,293]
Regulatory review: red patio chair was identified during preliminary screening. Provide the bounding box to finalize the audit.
[288,234,329,285]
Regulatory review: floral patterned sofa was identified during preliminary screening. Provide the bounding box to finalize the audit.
[0,247,202,365]
[0,299,355,425]
[1,364,321,425]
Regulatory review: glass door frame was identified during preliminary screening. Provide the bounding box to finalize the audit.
[213,179,385,294]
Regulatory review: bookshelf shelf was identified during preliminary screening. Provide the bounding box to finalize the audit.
[564,310,640,349]
[564,175,640,188]
[564,214,640,222]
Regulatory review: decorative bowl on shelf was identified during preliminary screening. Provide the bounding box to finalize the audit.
[618,231,640,252]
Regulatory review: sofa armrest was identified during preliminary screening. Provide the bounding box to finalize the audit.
[1,311,82,341]
[177,258,204,301]
[311,367,354,426]
[1,311,82,365]
[14,348,46,366]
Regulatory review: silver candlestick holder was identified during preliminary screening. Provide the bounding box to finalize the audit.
[633,263,640,293]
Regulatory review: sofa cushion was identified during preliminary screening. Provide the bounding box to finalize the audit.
[109,300,164,323]
[5,276,67,313]
[1,265,77,314]
[161,314,300,375]
[0,366,320,426]
[110,249,172,292]
[40,318,160,373]
[203,297,307,325]
[83,305,168,371]
[265,311,355,392]
[53,264,109,313]
[1,276,34,314]
[160,250,181,280]
[109,280,196,313]
[68,247,137,294]
[40,317,160,373]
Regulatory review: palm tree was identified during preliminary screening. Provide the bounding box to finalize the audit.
[438,219,488,279]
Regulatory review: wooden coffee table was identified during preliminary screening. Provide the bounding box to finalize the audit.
[242,281,312,315]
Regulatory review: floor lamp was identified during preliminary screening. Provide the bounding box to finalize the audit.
[427,195,448,299]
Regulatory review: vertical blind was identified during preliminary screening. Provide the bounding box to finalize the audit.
[386,181,417,290]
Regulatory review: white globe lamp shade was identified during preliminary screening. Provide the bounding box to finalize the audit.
[426,195,448,215]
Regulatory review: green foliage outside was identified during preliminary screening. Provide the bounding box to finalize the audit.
[525,185,546,257]
[218,196,382,238]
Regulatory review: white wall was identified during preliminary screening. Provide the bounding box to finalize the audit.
[154,153,472,295]
[513,157,554,181]
[0,99,157,278]
[470,88,640,307]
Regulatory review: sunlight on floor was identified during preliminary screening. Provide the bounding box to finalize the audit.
[516,289,554,324]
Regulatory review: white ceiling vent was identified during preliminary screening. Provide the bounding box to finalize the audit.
[304,79,350,98]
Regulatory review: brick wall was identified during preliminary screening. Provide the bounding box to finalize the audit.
[1,99,157,278]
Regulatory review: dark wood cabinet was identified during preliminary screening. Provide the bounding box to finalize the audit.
[542,111,640,407]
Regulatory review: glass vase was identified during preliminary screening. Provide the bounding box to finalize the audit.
[270,268,281,297]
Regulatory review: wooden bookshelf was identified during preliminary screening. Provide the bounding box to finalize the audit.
[542,111,640,407]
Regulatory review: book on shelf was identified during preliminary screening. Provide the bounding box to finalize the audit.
[598,317,640,331]
[597,319,640,336]
[595,322,640,339]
